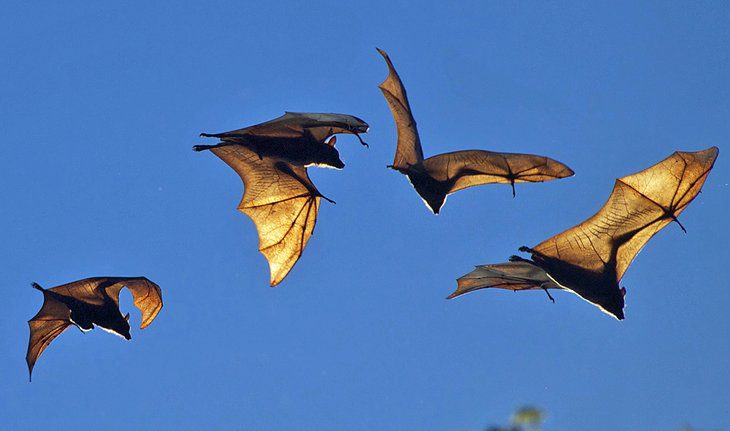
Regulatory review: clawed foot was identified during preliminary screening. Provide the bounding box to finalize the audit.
[518,246,534,254]
[320,194,336,204]
[670,214,687,233]
[540,284,555,303]
[354,133,369,148]
[193,145,214,152]
[509,255,531,263]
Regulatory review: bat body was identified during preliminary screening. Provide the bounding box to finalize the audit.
[27,277,163,380]
[377,48,574,213]
[451,147,719,320]
[195,112,369,286]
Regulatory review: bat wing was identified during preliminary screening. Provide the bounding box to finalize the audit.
[377,48,424,169]
[26,290,72,380]
[211,145,322,286]
[205,112,369,144]
[104,277,164,329]
[529,147,718,319]
[423,150,574,196]
[450,260,563,299]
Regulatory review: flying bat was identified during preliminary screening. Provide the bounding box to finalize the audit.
[450,147,719,320]
[194,112,369,286]
[376,48,574,214]
[27,276,163,380]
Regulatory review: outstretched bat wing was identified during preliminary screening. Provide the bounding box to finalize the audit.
[422,150,574,197]
[211,145,322,286]
[377,48,424,169]
[104,277,164,329]
[450,260,563,299]
[27,292,72,379]
[528,147,718,318]
[204,112,369,144]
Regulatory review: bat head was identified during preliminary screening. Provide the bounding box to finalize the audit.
[311,144,345,169]
[579,284,625,320]
[93,310,133,340]
[406,171,449,214]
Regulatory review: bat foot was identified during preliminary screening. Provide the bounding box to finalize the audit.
[542,287,555,303]
[192,145,215,152]
[199,132,219,138]
[31,282,44,291]
[353,133,369,148]
[518,246,534,254]
[670,214,687,233]
[509,255,531,263]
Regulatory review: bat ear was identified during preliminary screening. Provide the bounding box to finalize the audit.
[326,136,336,146]
[124,313,130,321]
[620,287,627,298]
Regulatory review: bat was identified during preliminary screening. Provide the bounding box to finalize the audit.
[450,147,719,320]
[376,48,574,214]
[194,112,369,286]
[27,276,163,380]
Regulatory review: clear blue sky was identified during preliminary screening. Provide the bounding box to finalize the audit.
[1,2,728,430]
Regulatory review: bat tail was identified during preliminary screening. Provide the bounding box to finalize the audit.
[30,282,44,292]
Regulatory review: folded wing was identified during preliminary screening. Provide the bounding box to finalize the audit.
[451,260,562,299]
[205,112,368,144]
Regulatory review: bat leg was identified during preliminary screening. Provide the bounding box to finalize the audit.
[31,282,44,292]
[353,133,369,148]
[320,194,336,204]
[200,132,222,138]
[510,181,516,198]
[540,283,555,303]
[192,145,216,152]
[670,214,687,233]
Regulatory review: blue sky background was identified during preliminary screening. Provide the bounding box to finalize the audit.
[1,2,728,430]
